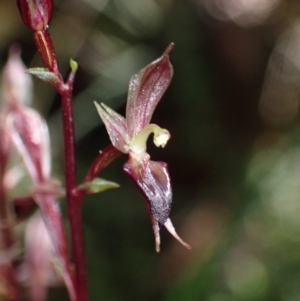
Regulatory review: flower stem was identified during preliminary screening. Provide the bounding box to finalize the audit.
[19,4,88,301]
[34,27,88,300]
[32,21,123,301]
[58,85,87,301]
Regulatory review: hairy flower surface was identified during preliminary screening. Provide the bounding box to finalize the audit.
[95,44,190,252]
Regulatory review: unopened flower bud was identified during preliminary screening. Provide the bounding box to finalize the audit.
[16,0,53,31]
[7,105,51,183]
[1,45,32,106]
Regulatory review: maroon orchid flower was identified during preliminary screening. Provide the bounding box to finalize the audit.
[95,44,190,252]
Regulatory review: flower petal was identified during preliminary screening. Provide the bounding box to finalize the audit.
[34,195,76,301]
[2,45,33,106]
[164,218,191,250]
[94,102,129,153]
[24,213,62,301]
[7,105,51,182]
[150,216,161,253]
[126,44,174,139]
[123,155,172,224]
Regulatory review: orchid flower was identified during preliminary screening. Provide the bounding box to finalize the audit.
[95,44,190,252]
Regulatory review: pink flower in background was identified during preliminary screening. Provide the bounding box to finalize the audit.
[95,44,190,252]
[1,45,32,107]
[0,46,76,300]
[19,213,63,301]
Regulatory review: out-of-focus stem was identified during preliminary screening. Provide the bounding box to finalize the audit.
[0,165,22,301]
[0,175,13,248]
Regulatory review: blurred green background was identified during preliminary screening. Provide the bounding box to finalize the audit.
[2,0,300,300]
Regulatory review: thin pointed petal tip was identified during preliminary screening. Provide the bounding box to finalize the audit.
[152,222,161,253]
[164,219,192,250]
[94,101,111,120]
[94,101,129,152]
[94,101,102,113]
[2,45,33,106]
[125,43,174,137]
[164,43,175,56]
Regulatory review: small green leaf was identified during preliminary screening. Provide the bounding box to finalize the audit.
[78,178,119,194]
[27,67,61,85]
[70,58,78,73]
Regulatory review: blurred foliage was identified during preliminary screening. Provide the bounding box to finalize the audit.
[2,0,300,300]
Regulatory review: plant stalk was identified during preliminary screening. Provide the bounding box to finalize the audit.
[32,23,124,301]
[58,85,87,301]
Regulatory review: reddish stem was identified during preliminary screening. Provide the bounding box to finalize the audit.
[58,86,124,301]
[32,23,123,301]
[34,28,88,300]
[19,5,89,301]
[58,84,87,301]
